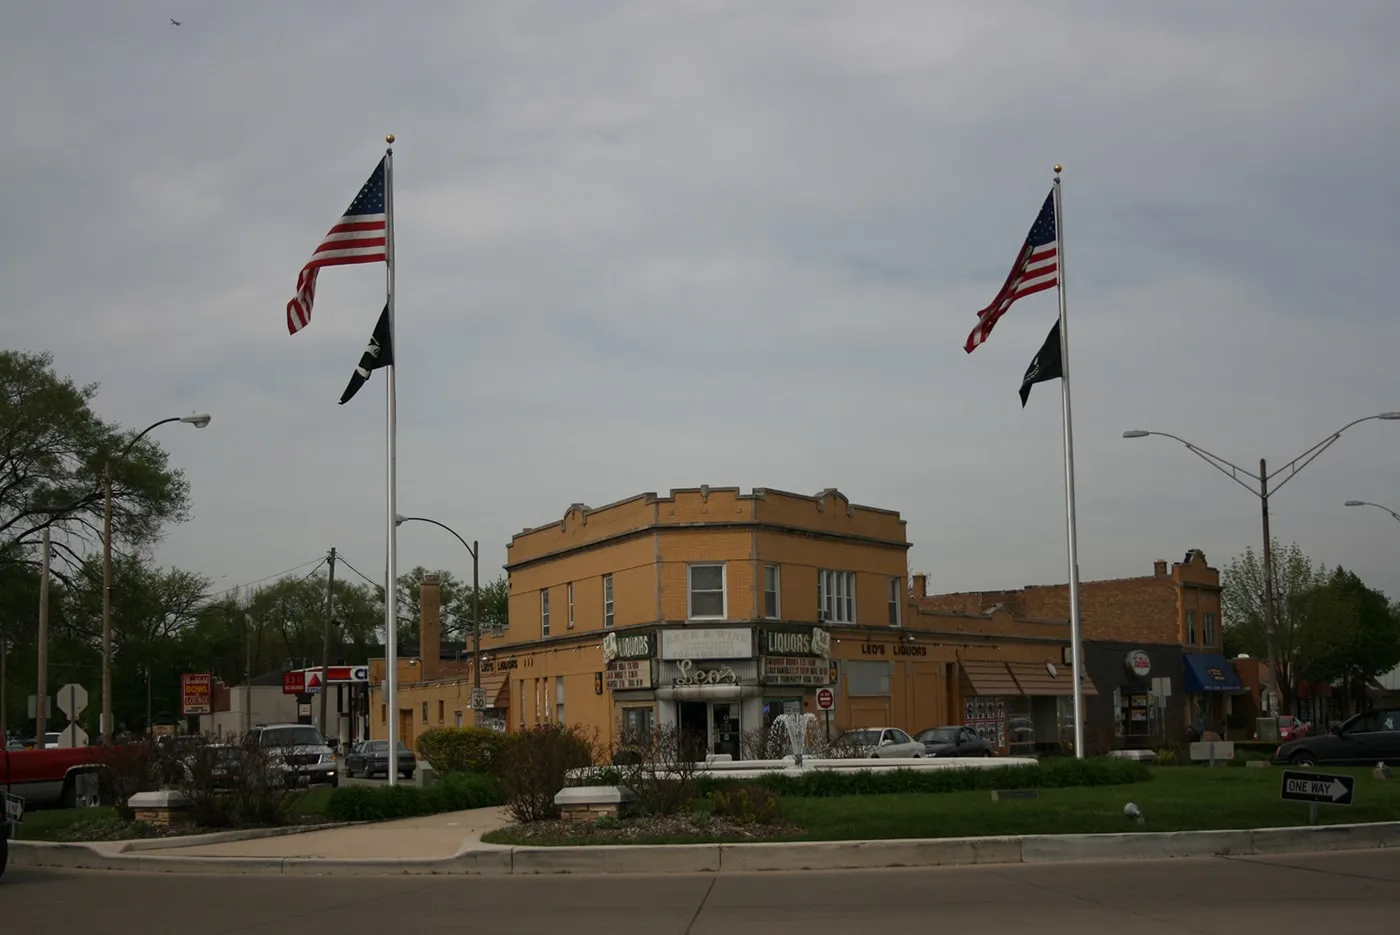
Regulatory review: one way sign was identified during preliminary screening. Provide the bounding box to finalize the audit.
[1280,769,1355,806]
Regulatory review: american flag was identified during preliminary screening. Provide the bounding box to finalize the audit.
[286,157,388,335]
[964,191,1058,353]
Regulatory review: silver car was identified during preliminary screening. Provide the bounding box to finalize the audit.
[836,727,926,758]
[248,724,339,787]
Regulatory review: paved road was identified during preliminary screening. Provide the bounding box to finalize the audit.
[4,848,1399,932]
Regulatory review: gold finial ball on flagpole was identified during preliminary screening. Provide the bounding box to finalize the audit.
[386,133,396,144]
[1053,164,1062,174]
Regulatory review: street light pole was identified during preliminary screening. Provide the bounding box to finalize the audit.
[395,515,482,715]
[1123,412,1400,714]
[1344,500,1400,523]
[101,413,211,744]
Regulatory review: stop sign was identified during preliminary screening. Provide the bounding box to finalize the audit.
[816,688,834,710]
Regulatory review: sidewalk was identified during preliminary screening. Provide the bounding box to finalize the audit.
[137,806,511,860]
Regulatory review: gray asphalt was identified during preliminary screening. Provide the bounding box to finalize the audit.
[3,849,1398,933]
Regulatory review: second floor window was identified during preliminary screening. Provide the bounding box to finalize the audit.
[603,574,615,629]
[764,564,780,618]
[887,577,902,626]
[1186,610,1196,644]
[1203,611,1217,646]
[688,564,726,619]
[541,589,551,637]
[818,569,856,624]
[567,582,575,629]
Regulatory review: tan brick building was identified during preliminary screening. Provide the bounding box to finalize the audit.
[915,549,1243,749]
[371,486,1088,757]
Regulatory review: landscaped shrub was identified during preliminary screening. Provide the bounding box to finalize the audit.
[749,756,1151,798]
[416,727,509,777]
[501,724,598,823]
[609,723,701,818]
[324,771,505,822]
[710,782,781,825]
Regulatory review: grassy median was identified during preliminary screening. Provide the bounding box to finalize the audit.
[482,765,1400,846]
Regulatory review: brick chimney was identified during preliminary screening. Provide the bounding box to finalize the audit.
[912,574,928,599]
[1153,559,1168,577]
[420,574,442,682]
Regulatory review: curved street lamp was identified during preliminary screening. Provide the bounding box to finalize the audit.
[1121,411,1400,711]
[102,413,211,743]
[1344,499,1400,523]
[394,514,482,714]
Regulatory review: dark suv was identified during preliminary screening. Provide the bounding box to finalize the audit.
[1272,708,1400,767]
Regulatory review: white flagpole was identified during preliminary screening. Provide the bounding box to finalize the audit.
[1052,164,1087,759]
[383,134,401,786]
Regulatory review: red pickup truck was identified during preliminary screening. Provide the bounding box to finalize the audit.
[3,737,122,879]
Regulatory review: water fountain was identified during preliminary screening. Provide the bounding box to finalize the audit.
[770,712,818,766]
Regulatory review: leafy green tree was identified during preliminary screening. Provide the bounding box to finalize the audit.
[1220,539,1328,709]
[0,350,191,578]
[1300,568,1400,698]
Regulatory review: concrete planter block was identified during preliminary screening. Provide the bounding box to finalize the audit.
[555,785,637,822]
[1375,764,1392,780]
[129,789,191,826]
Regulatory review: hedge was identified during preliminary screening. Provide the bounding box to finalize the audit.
[415,727,509,777]
[324,772,505,822]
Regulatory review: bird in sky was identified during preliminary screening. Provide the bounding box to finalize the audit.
[170,18,181,26]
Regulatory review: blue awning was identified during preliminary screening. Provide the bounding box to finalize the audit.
[1183,653,1244,693]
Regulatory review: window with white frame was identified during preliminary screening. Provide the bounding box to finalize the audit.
[603,574,615,629]
[818,569,856,624]
[687,564,726,619]
[541,588,551,637]
[763,564,781,619]
[1186,610,1196,644]
[887,577,902,626]
[1203,611,1217,646]
[567,582,575,629]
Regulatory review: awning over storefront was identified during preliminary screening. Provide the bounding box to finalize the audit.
[1183,653,1245,693]
[1005,661,1098,697]
[959,660,1021,696]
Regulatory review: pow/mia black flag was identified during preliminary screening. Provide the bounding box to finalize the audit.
[339,304,394,405]
[1018,318,1063,407]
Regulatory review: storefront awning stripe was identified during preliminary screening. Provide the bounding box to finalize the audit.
[959,660,1022,696]
[1006,661,1098,697]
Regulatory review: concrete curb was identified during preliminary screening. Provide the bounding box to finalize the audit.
[12,820,1400,876]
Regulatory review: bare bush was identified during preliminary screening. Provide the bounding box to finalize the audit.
[501,724,599,823]
[611,723,701,817]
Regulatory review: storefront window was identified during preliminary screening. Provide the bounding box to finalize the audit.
[621,705,654,742]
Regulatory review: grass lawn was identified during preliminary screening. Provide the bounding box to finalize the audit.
[482,765,1400,847]
[10,786,338,842]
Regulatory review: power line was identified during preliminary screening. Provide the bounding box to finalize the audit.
[335,553,382,590]
[203,556,330,601]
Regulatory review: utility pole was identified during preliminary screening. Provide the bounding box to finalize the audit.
[472,540,481,724]
[1259,458,1282,713]
[1,635,8,743]
[320,547,336,739]
[35,527,51,746]
[243,609,253,736]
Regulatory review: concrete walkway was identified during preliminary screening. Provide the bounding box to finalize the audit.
[141,806,511,860]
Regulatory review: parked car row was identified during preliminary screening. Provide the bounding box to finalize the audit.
[1273,709,1400,767]
[832,726,996,758]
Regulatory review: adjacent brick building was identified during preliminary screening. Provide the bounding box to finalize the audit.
[915,549,1243,750]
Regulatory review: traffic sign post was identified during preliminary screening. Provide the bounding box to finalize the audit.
[470,687,488,711]
[816,687,835,740]
[57,683,88,720]
[1281,769,1355,824]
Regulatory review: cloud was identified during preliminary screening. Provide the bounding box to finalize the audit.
[4,0,1400,607]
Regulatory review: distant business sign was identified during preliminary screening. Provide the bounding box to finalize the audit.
[762,655,830,686]
[282,671,306,695]
[605,659,653,691]
[180,673,212,716]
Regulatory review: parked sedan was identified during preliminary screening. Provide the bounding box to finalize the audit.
[1273,708,1400,766]
[915,726,993,757]
[835,728,925,758]
[345,740,416,779]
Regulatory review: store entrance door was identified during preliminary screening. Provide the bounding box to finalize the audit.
[678,701,709,762]
[712,703,741,760]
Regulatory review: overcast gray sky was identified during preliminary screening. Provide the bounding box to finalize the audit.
[5,0,1399,606]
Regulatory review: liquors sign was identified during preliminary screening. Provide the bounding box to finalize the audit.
[761,628,832,658]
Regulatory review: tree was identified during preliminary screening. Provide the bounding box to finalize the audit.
[0,350,191,578]
[1220,539,1328,709]
[1301,568,1400,702]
